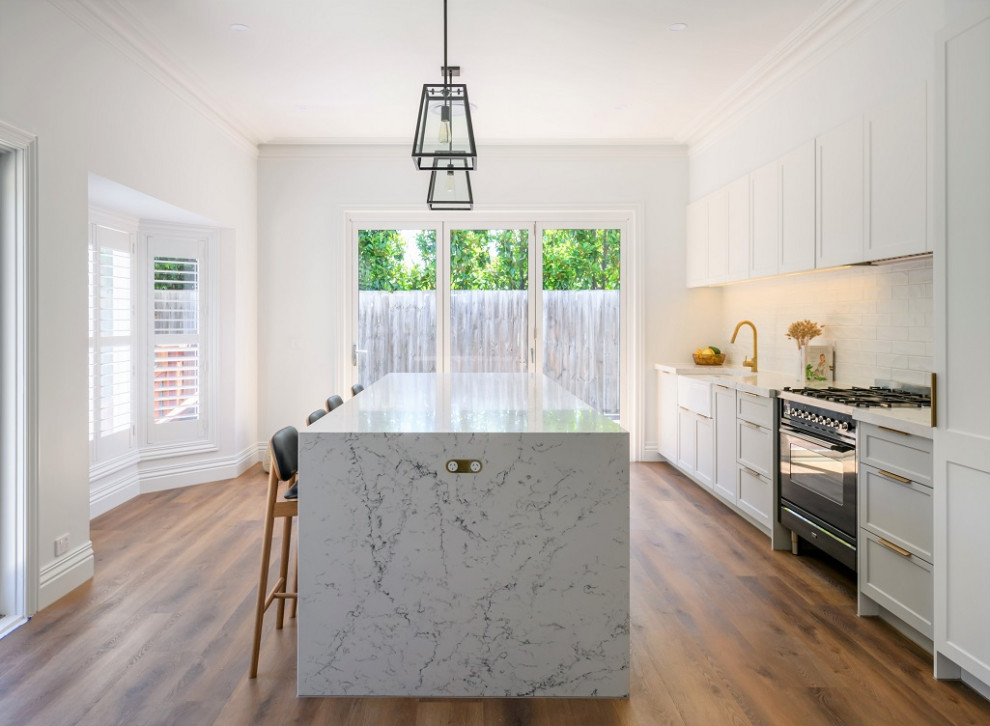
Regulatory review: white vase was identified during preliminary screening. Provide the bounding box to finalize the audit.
[797,346,806,383]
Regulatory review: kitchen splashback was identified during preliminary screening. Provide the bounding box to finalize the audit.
[720,257,932,386]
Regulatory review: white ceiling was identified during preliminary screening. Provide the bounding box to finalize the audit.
[76,0,834,146]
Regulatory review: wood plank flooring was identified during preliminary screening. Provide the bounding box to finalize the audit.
[2,462,989,725]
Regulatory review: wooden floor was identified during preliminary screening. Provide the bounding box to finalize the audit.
[2,462,989,725]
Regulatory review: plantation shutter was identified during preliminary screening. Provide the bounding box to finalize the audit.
[145,233,211,446]
[89,222,134,463]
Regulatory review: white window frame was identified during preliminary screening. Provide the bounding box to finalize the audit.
[344,209,641,455]
[138,223,219,457]
[88,210,137,472]
[1,121,39,635]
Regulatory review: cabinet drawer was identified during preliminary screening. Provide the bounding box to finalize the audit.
[859,423,932,487]
[736,391,773,428]
[861,465,933,562]
[737,466,771,528]
[677,376,712,417]
[737,419,773,478]
[859,530,933,638]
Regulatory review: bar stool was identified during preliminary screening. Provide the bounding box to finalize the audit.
[325,394,344,412]
[306,408,327,425]
[250,425,299,678]
[351,383,364,396]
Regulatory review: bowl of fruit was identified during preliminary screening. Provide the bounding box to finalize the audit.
[692,346,725,365]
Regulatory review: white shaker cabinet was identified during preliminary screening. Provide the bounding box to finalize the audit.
[866,83,928,260]
[750,158,780,279]
[934,7,990,690]
[676,376,714,489]
[686,198,708,288]
[726,176,751,282]
[706,187,729,285]
[657,367,678,461]
[713,384,738,503]
[817,115,865,268]
[735,391,774,530]
[779,141,816,274]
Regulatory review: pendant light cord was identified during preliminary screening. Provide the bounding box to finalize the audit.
[443,0,449,85]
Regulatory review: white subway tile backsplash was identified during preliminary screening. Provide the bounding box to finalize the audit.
[719,257,933,385]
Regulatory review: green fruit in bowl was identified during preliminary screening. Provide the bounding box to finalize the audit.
[709,346,721,355]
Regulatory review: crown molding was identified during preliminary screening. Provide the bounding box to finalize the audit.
[259,142,688,162]
[682,0,908,155]
[48,0,259,156]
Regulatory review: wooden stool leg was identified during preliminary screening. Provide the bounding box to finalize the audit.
[276,515,293,629]
[250,471,279,678]
[289,546,298,620]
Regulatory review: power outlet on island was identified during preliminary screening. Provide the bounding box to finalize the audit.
[54,534,69,557]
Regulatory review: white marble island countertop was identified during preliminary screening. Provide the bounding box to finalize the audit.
[298,373,629,698]
[307,372,625,435]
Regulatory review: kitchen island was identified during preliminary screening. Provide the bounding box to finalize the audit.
[297,373,629,697]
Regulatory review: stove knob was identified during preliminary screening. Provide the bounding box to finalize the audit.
[816,415,826,424]
[825,418,835,427]
[838,421,849,431]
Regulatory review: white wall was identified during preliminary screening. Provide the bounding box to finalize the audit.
[257,144,717,459]
[0,0,258,608]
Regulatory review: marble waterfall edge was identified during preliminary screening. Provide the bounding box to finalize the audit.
[297,430,629,697]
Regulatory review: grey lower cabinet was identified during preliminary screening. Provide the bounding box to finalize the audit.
[857,422,934,640]
[735,391,774,530]
[713,384,738,503]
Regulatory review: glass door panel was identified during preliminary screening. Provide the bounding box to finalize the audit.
[448,229,529,373]
[357,229,437,385]
[540,228,621,417]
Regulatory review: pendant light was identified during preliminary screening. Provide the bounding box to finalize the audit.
[427,160,473,210]
[411,0,477,174]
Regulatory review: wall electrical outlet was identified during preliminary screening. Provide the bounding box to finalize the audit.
[54,534,69,557]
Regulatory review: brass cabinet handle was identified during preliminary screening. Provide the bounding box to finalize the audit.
[740,420,761,430]
[877,537,912,558]
[877,468,912,485]
[878,425,909,436]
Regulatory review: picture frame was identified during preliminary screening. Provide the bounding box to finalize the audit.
[804,344,834,383]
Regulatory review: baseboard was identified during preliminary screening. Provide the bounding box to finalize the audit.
[962,670,990,703]
[90,466,141,519]
[641,443,662,462]
[38,541,95,611]
[138,444,261,493]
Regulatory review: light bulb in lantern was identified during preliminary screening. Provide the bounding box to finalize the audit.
[438,105,451,144]
[444,169,456,193]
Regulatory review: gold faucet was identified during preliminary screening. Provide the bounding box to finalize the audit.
[730,320,758,373]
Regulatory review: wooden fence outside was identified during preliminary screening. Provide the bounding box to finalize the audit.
[358,289,619,414]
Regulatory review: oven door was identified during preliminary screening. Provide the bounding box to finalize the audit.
[779,425,856,537]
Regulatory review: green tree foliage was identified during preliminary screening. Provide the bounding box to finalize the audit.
[357,228,619,291]
[542,229,620,290]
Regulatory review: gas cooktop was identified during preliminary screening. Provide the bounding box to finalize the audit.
[781,385,931,408]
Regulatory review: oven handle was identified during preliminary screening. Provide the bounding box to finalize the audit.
[780,424,854,453]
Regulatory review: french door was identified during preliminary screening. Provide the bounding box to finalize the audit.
[351,217,624,419]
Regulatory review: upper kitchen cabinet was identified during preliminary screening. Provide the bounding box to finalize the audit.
[726,176,751,282]
[817,115,866,268]
[750,158,780,279]
[706,187,730,284]
[686,198,708,288]
[866,83,928,260]
[779,141,816,274]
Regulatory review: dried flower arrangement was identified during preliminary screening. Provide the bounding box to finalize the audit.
[786,319,823,348]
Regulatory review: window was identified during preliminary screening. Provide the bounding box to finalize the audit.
[350,215,629,424]
[141,226,217,453]
[88,216,135,466]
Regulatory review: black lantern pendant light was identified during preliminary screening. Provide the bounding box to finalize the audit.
[412,0,477,174]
